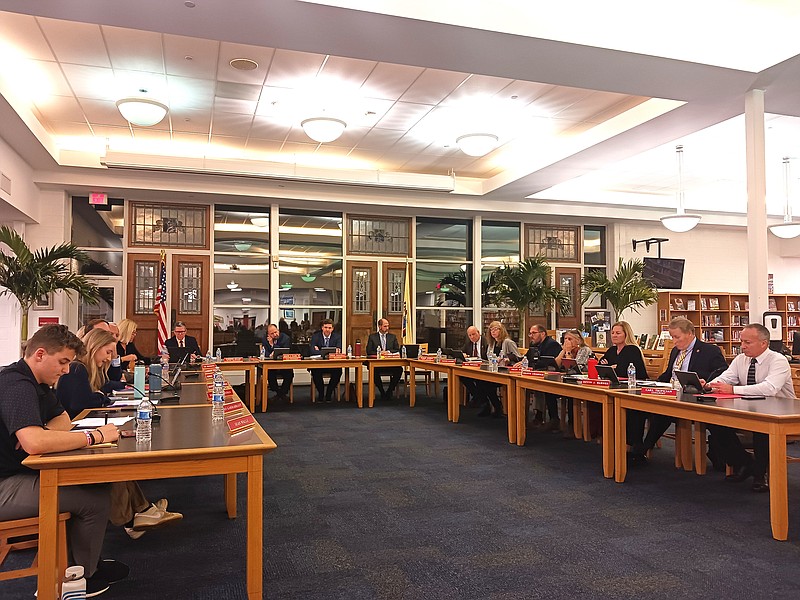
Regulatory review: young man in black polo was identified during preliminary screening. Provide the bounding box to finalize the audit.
[0,324,126,596]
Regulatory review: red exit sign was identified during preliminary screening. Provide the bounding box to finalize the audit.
[89,192,108,205]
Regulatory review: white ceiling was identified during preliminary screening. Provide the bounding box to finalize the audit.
[1,0,800,220]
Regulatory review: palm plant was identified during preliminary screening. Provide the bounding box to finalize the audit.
[580,258,658,321]
[488,257,571,342]
[0,226,99,340]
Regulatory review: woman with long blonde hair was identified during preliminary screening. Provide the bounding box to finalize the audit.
[117,318,145,370]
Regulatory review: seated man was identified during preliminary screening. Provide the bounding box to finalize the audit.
[461,325,501,417]
[310,319,342,403]
[707,324,795,492]
[165,321,202,359]
[525,324,562,430]
[0,324,126,596]
[366,318,403,400]
[628,317,728,465]
[264,323,294,401]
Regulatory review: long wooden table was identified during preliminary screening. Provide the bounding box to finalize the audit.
[406,359,453,409]
[24,403,276,599]
[214,359,259,412]
[364,357,408,408]
[448,364,518,444]
[612,389,800,540]
[259,357,364,411]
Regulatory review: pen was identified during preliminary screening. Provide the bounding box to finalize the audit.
[104,413,108,424]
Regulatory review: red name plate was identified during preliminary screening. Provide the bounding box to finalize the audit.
[223,399,245,415]
[581,378,611,387]
[641,387,677,397]
[462,362,482,368]
[508,366,522,373]
[223,357,242,362]
[439,358,456,364]
[328,353,347,359]
[226,413,256,435]
[201,364,216,376]
[281,354,302,361]
[419,355,436,362]
[523,370,548,378]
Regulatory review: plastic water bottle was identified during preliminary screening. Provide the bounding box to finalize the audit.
[61,565,86,600]
[160,348,170,380]
[205,349,213,363]
[491,354,499,372]
[401,345,407,359]
[436,347,442,363]
[136,396,154,443]
[212,368,225,421]
[259,344,266,360]
[521,356,529,370]
[347,344,353,359]
[215,347,222,362]
[627,362,637,389]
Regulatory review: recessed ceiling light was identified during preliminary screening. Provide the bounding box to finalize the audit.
[184,1,196,8]
[230,58,258,71]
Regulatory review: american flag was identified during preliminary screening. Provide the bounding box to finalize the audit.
[401,261,414,345]
[154,249,168,353]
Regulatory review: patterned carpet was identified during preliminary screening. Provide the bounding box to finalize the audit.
[5,388,800,599]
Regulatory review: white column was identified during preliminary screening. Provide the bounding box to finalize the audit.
[744,89,769,324]
[473,215,482,329]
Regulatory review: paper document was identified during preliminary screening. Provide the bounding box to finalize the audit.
[72,417,133,428]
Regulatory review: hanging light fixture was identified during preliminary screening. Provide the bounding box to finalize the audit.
[660,145,701,233]
[233,242,252,252]
[456,133,499,157]
[301,273,317,283]
[226,280,240,290]
[301,117,347,143]
[116,91,168,127]
[250,216,269,228]
[769,157,800,239]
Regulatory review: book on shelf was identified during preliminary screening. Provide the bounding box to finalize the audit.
[789,302,796,312]
[709,297,720,310]
[733,300,740,311]
[638,333,648,348]
[769,298,778,311]
[674,298,685,310]
[686,299,696,310]
[700,298,707,310]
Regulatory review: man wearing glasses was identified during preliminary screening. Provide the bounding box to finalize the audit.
[165,322,202,359]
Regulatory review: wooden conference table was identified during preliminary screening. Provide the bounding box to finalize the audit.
[613,389,800,541]
[24,392,276,599]
[259,357,364,411]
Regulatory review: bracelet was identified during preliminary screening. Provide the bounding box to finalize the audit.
[96,429,105,443]
[84,431,94,447]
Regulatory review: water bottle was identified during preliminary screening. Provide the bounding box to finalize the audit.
[212,368,225,421]
[215,347,222,362]
[627,362,637,389]
[347,344,353,359]
[521,356,529,370]
[160,348,170,380]
[436,347,442,363]
[491,354,499,372]
[61,565,86,600]
[205,349,213,363]
[401,345,407,359]
[136,396,154,443]
[259,344,266,360]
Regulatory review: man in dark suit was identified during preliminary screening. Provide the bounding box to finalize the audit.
[264,323,293,401]
[628,317,728,464]
[461,325,502,417]
[525,324,563,430]
[310,319,342,402]
[366,318,402,400]
[165,321,202,359]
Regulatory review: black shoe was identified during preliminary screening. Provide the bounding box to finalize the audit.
[94,559,129,584]
[85,576,111,597]
[325,395,334,403]
[752,475,769,493]
[491,410,503,419]
[707,451,726,472]
[627,451,649,466]
[725,462,754,483]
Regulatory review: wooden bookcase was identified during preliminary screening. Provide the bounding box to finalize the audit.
[657,292,800,358]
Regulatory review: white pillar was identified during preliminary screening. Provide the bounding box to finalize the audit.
[744,89,769,325]
[472,215,482,329]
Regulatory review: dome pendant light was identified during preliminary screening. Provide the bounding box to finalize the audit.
[769,157,800,239]
[661,145,701,233]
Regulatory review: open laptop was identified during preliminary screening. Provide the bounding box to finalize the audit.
[168,346,191,365]
[674,370,712,394]
[318,347,338,359]
[271,347,294,360]
[533,355,559,371]
[595,364,627,387]
[443,348,466,364]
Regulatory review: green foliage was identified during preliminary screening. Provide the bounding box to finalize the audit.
[0,226,99,339]
[580,258,658,320]
[488,257,571,323]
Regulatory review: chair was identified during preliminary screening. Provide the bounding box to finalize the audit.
[309,370,341,403]
[403,343,431,398]
[0,512,70,583]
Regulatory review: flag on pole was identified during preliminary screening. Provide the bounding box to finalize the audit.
[154,249,168,353]
[401,261,414,345]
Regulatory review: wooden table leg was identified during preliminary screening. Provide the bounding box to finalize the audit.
[344,367,350,401]
[694,421,707,475]
[225,473,237,518]
[451,372,460,422]
[768,430,789,541]
[434,371,440,399]
[368,364,375,408]
[677,419,693,471]
[247,367,256,414]
[246,455,263,599]
[614,402,627,482]
[38,469,59,600]
[506,381,516,444]
[516,386,526,446]
[260,366,269,412]
[356,366,363,408]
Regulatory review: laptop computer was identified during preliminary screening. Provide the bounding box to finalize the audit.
[168,346,191,364]
[595,364,626,387]
[534,355,559,371]
[674,370,712,394]
[444,348,466,364]
[318,347,338,359]
[403,344,420,359]
[271,347,294,360]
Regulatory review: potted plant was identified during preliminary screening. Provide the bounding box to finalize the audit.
[580,258,658,321]
[0,226,99,340]
[487,257,570,343]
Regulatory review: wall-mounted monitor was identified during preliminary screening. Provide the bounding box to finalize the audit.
[642,257,685,290]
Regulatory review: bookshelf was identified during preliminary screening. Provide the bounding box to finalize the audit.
[657,292,800,358]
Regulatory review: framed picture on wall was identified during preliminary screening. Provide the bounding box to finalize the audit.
[33,292,53,311]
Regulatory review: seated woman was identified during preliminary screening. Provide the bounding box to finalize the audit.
[481,321,522,418]
[598,321,648,448]
[117,318,146,371]
[555,329,596,438]
[57,329,183,539]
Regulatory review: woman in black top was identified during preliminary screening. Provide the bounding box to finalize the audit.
[117,318,146,370]
[56,329,116,419]
[599,320,648,447]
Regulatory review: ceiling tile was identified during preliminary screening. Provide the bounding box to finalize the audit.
[533,85,594,118]
[164,34,219,79]
[0,13,55,61]
[104,25,164,72]
[250,116,291,141]
[62,64,117,101]
[90,125,132,140]
[216,81,262,101]
[167,75,215,109]
[38,17,110,67]
[211,112,254,137]
[218,42,274,85]
[114,70,169,100]
[360,62,424,100]
[400,68,469,104]
[587,96,648,124]
[170,107,212,134]
[244,139,284,154]
[49,121,93,137]
[79,98,129,127]
[35,95,85,123]
[265,49,326,88]
[354,128,405,150]
[213,97,257,115]
[318,55,376,89]
[375,102,432,131]
[492,80,554,105]
[31,60,73,97]
[442,74,513,104]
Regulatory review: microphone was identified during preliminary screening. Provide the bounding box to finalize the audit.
[116,384,162,421]
[154,370,182,391]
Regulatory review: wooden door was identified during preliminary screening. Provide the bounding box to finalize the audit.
[347,261,378,349]
[126,253,161,359]
[382,261,408,335]
[171,254,210,354]
[555,267,581,329]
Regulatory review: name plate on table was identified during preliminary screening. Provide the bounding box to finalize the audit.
[439,358,457,364]
[206,383,235,400]
[523,370,548,378]
[508,366,522,374]
[580,378,611,388]
[201,364,216,378]
[328,353,347,359]
[226,413,256,435]
[641,386,677,397]
[280,353,302,361]
[223,399,246,416]
[418,355,436,362]
[462,361,482,368]
[223,357,243,362]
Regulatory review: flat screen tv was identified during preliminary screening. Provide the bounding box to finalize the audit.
[642,257,685,290]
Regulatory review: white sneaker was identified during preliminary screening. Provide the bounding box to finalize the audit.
[132,504,183,531]
[124,526,145,540]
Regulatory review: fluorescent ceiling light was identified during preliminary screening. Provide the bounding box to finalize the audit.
[250,216,269,228]
[116,97,168,127]
[456,133,499,157]
[301,117,347,143]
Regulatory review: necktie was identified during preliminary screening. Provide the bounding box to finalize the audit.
[324,337,329,347]
[473,342,478,357]
[747,357,757,385]
[179,340,184,348]
[380,334,386,350]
